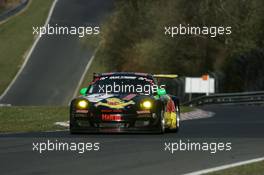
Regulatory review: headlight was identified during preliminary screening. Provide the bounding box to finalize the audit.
[77,100,88,109]
[141,100,152,109]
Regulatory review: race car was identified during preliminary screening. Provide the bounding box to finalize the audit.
[69,72,180,134]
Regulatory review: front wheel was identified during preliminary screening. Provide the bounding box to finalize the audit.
[69,117,77,134]
[69,109,79,134]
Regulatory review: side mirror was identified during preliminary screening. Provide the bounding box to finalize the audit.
[157,88,167,96]
[80,88,88,95]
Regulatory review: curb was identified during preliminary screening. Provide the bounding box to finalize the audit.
[54,121,69,128]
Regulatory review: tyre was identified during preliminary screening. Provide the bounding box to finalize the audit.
[69,117,77,134]
[158,110,166,134]
[69,108,78,134]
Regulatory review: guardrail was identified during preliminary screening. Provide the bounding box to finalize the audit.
[183,91,264,106]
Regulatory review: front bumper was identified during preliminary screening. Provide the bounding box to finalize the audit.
[70,112,161,133]
[70,127,161,134]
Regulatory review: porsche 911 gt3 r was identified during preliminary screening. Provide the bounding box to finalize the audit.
[69,72,180,134]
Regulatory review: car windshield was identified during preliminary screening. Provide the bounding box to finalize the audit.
[88,75,156,95]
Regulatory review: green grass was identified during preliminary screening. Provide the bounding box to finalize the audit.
[0,106,68,133]
[206,161,264,175]
[0,0,53,94]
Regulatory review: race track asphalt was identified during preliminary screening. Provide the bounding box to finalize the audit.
[0,0,114,105]
[0,105,264,175]
[0,1,263,174]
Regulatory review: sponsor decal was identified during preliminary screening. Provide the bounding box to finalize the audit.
[109,76,136,80]
[76,109,89,113]
[101,114,122,121]
[101,72,114,76]
[95,98,135,109]
[136,110,151,114]
[134,72,148,76]
[138,77,154,84]
[123,94,137,100]
[86,94,114,102]
[101,109,123,113]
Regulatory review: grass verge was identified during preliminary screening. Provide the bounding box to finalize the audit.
[206,161,264,175]
[0,0,53,95]
[0,106,68,133]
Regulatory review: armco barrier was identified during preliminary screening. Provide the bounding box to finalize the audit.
[183,91,264,106]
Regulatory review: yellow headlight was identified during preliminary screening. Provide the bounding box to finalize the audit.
[142,101,152,109]
[77,100,88,109]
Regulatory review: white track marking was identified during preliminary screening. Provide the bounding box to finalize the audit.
[184,157,264,175]
[54,121,69,127]
[0,104,11,107]
[0,0,59,101]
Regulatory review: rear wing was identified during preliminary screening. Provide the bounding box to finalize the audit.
[153,74,178,79]
[93,73,178,80]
